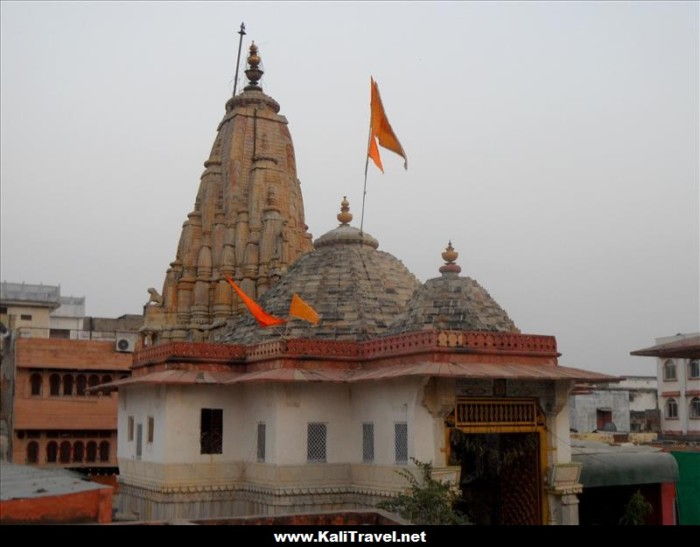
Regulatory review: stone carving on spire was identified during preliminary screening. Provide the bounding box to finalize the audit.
[142,38,313,343]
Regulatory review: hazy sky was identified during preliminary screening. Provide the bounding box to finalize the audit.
[1,1,698,376]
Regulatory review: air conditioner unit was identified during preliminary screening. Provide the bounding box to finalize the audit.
[115,333,138,353]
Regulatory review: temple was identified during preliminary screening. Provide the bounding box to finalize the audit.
[102,42,618,525]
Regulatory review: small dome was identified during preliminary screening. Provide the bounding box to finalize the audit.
[389,242,519,334]
[213,199,420,344]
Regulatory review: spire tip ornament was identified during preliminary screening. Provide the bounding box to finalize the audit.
[439,241,461,275]
[244,41,264,90]
[337,196,353,225]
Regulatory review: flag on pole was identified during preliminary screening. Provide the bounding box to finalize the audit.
[224,276,286,327]
[367,77,408,172]
[289,293,320,325]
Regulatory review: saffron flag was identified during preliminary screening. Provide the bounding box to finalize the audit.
[368,77,408,172]
[289,293,320,325]
[224,276,286,327]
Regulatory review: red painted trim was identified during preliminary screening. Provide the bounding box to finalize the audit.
[659,482,676,525]
[661,391,681,397]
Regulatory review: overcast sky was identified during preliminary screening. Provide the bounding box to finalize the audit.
[1,1,698,376]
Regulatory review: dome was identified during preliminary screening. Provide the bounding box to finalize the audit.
[213,199,420,344]
[389,242,519,334]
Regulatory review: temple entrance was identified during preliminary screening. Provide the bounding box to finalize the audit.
[446,398,547,525]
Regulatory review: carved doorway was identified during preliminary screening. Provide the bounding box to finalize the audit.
[446,398,547,525]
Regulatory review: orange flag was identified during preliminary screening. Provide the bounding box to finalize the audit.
[289,293,320,325]
[368,77,408,172]
[224,276,286,327]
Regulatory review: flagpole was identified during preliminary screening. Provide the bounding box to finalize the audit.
[232,22,246,96]
[359,117,373,235]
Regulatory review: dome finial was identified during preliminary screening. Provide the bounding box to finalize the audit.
[439,241,461,275]
[244,41,263,90]
[337,196,353,225]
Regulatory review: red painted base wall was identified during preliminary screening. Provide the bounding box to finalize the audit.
[0,487,112,524]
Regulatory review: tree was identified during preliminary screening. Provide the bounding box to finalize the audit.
[377,459,468,525]
[619,490,653,525]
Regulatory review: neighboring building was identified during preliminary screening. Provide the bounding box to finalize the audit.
[100,43,618,525]
[0,461,113,523]
[570,376,659,434]
[631,333,700,441]
[572,439,678,525]
[0,282,142,479]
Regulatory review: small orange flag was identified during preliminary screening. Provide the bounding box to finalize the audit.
[289,293,320,325]
[224,276,286,327]
[368,77,407,172]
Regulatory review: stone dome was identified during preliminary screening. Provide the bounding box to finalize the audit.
[213,200,420,344]
[389,243,519,334]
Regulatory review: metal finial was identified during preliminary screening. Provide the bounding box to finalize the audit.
[337,196,353,225]
[439,241,461,275]
[244,41,264,90]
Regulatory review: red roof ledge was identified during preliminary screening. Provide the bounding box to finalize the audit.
[630,335,700,358]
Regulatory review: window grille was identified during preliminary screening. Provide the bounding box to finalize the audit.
[127,416,134,441]
[394,422,408,464]
[362,423,374,463]
[666,399,678,419]
[663,360,677,381]
[257,423,266,462]
[691,398,700,419]
[200,408,223,454]
[307,423,327,462]
[147,417,154,443]
[690,360,700,379]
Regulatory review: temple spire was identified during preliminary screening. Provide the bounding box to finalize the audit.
[244,42,264,90]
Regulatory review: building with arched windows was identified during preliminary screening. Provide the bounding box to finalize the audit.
[631,333,700,441]
[0,283,142,482]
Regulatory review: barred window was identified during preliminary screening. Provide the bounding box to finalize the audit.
[663,360,676,381]
[666,399,678,419]
[394,422,408,464]
[689,359,700,379]
[307,423,327,463]
[200,408,223,454]
[362,423,374,463]
[127,416,134,441]
[147,416,154,443]
[257,423,266,462]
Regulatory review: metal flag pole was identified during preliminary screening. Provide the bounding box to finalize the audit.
[359,112,373,235]
[232,22,247,96]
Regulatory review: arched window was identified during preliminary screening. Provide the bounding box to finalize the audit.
[88,375,100,396]
[49,374,61,396]
[76,375,87,396]
[30,373,42,396]
[73,441,84,462]
[663,360,677,381]
[99,441,110,462]
[666,398,678,419]
[690,360,700,379]
[86,441,97,462]
[26,441,39,464]
[101,375,112,384]
[46,441,58,463]
[59,441,71,463]
[62,375,74,396]
[691,397,700,419]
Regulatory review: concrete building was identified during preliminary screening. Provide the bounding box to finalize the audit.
[0,282,142,480]
[98,43,618,525]
[631,334,700,441]
[570,376,659,434]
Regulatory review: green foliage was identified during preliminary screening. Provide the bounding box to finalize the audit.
[619,490,653,525]
[377,459,468,525]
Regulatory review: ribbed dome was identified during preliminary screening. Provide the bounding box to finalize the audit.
[213,213,420,344]
[389,243,519,334]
